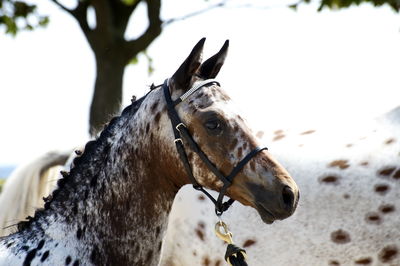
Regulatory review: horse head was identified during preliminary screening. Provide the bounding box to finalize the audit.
[163,38,299,223]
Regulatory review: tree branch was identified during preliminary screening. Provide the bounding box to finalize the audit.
[163,0,228,26]
[110,0,142,38]
[50,0,75,15]
[124,0,162,61]
[72,1,91,35]
[50,0,91,35]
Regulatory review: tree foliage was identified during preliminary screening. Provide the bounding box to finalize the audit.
[292,0,400,12]
[0,0,48,35]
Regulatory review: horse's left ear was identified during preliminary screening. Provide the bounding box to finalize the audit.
[199,40,229,79]
[171,38,205,91]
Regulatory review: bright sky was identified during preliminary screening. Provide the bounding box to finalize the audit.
[0,0,399,165]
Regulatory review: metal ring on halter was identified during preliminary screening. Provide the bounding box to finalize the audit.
[175,123,186,132]
[174,138,183,144]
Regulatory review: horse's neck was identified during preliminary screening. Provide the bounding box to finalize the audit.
[7,90,181,265]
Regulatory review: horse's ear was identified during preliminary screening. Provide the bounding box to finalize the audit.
[199,40,229,79]
[171,38,205,90]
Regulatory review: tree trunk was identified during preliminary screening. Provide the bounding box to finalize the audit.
[89,53,126,136]
[51,0,162,136]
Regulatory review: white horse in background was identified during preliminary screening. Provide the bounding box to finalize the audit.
[0,106,399,265]
[162,106,400,266]
[0,150,73,236]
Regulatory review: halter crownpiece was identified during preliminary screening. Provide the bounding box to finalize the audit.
[179,79,220,102]
[163,78,268,215]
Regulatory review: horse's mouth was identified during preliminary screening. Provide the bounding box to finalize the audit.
[255,203,276,224]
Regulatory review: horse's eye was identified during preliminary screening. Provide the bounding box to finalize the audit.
[204,119,222,132]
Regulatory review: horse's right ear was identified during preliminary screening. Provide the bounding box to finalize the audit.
[171,38,205,91]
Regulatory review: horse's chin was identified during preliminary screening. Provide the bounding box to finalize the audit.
[255,203,276,224]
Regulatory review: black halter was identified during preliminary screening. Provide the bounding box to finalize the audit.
[163,79,268,215]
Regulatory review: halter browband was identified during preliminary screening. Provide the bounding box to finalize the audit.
[163,78,268,215]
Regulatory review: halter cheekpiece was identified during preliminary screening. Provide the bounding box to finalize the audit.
[163,78,268,216]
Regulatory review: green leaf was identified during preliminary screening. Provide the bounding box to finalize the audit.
[288,3,298,10]
[0,0,49,36]
[39,16,49,26]
[143,50,154,76]
[121,0,139,6]
[129,56,139,65]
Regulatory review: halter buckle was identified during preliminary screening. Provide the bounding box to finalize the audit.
[175,123,186,132]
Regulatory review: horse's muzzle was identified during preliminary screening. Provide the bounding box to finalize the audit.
[247,182,299,224]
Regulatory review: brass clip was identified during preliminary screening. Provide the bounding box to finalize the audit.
[214,221,234,244]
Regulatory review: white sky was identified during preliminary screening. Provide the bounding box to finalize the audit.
[0,0,399,165]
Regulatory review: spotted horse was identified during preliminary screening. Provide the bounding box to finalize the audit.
[0,39,299,265]
[161,106,400,265]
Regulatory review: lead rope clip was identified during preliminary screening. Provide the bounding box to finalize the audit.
[214,220,248,266]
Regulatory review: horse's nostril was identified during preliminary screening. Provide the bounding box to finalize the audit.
[282,186,294,209]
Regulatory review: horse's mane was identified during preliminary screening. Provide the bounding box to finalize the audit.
[16,92,151,233]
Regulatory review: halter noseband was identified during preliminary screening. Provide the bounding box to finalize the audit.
[163,78,268,215]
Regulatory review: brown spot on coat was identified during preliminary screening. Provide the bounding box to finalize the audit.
[378,167,396,176]
[145,250,153,263]
[374,184,390,195]
[195,228,204,241]
[346,144,353,148]
[154,112,161,124]
[250,161,256,172]
[300,130,315,135]
[196,92,204,99]
[360,161,369,166]
[150,102,158,113]
[274,130,283,135]
[273,134,285,141]
[256,131,264,139]
[328,160,350,170]
[243,239,256,248]
[320,175,340,185]
[195,222,206,241]
[329,260,340,266]
[378,245,398,263]
[365,212,382,225]
[237,147,243,158]
[230,138,238,150]
[393,169,400,179]
[355,257,372,264]
[198,195,206,201]
[331,229,351,244]
[379,204,395,214]
[385,138,396,145]
[202,256,211,266]
[198,222,205,229]
[243,142,247,150]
